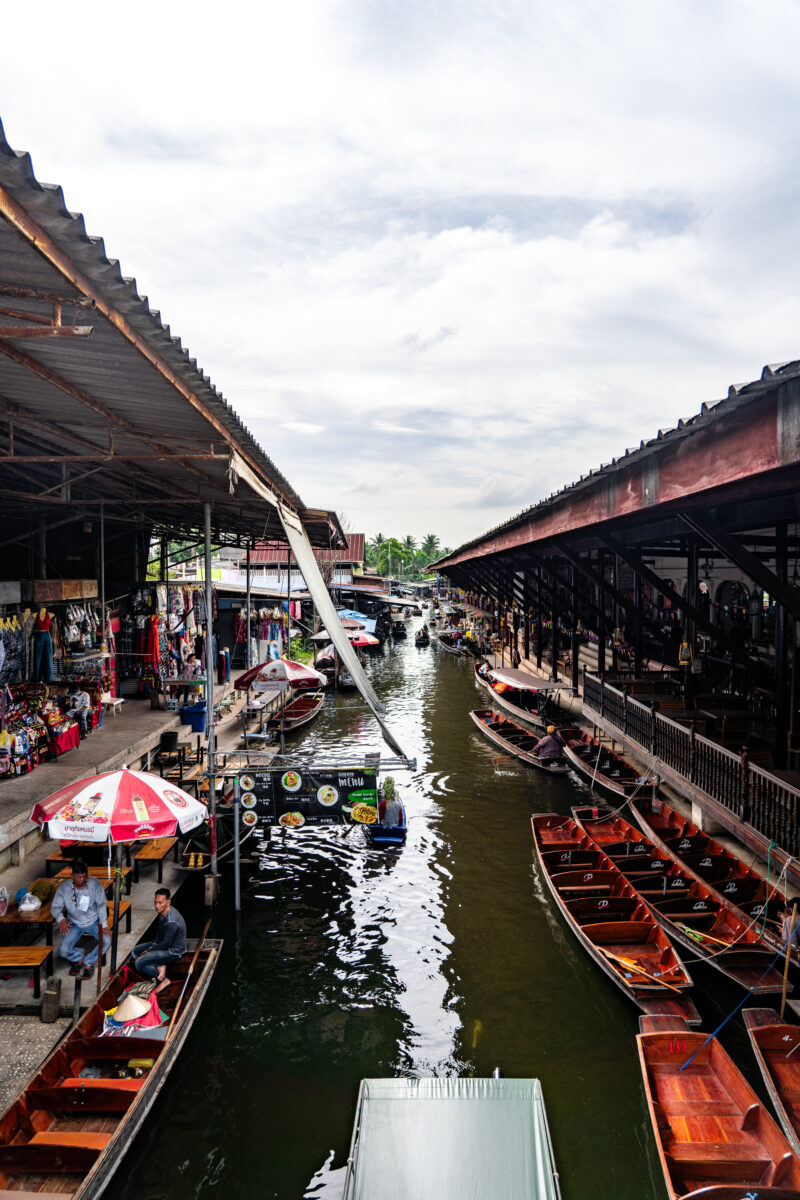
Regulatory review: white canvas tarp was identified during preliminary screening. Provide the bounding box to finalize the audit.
[277,506,407,758]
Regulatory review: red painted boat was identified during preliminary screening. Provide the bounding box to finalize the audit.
[743,1008,800,1157]
[267,690,325,732]
[573,805,788,993]
[470,709,570,775]
[531,813,700,1025]
[638,1014,800,1199]
[629,794,789,955]
[560,730,657,799]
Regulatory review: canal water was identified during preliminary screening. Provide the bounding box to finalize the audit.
[115,621,757,1200]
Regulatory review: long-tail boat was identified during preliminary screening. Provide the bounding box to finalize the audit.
[267,690,325,733]
[629,794,788,951]
[573,805,788,993]
[473,663,574,730]
[0,937,221,1198]
[531,814,700,1025]
[470,709,570,775]
[559,729,656,798]
[743,1008,800,1157]
[638,1013,800,1199]
[437,632,467,655]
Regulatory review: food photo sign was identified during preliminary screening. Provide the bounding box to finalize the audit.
[239,768,378,830]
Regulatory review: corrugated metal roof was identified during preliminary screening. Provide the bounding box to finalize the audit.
[435,358,800,568]
[0,119,341,548]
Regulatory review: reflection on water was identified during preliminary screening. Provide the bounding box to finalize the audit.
[115,627,674,1200]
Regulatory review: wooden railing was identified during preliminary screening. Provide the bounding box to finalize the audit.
[582,672,800,859]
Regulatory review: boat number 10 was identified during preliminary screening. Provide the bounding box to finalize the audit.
[668,1040,687,1053]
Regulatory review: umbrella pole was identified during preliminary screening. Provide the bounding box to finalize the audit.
[204,502,218,884]
[110,843,122,974]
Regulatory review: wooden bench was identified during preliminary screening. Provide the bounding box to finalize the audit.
[0,945,54,998]
[133,837,179,884]
[45,844,133,877]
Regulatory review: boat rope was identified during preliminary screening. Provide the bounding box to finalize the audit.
[679,924,798,1071]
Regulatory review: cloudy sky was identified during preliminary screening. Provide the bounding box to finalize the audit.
[3,1,800,549]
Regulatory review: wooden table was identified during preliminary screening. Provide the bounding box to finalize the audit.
[133,837,179,884]
[0,945,54,997]
[45,843,132,877]
[0,879,60,945]
[54,865,133,896]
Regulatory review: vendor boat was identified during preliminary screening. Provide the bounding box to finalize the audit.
[638,1014,800,1199]
[573,805,788,993]
[560,730,656,798]
[473,662,573,730]
[531,813,700,1025]
[0,936,221,1199]
[267,690,325,733]
[415,630,430,647]
[365,801,407,848]
[470,709,569,775]
[437,632,467,655]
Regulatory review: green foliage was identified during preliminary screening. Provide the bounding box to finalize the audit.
[364,531,447,578]
[382,776,396,800]
[288,636,313,664]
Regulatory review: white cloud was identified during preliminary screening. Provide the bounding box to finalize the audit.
[2,1,800,546]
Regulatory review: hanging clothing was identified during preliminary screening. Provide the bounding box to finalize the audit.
[33,630,53,682]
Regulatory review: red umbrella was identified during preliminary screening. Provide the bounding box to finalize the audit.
[234,657,327,691]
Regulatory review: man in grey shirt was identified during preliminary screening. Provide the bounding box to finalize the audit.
[51,858,111,979]
[132,887,187,993]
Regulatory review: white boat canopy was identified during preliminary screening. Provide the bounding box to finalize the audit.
[344,1077,561,1200]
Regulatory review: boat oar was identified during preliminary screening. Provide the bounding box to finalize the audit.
[597,946,683,993]
[166,919,211,1040]
[492,754,512,762]
[781,903,797,1020]
[679,924,733,948]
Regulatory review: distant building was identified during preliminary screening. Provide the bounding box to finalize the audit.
[217,535,366,591]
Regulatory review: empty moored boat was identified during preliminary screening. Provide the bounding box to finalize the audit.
[638,1013,800,1199]
[743,1008,800,1157]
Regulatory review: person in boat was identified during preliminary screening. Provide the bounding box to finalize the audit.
[51,858,111,980]
[780,897,800,948]
[532,726,565,763]
[379,794,403,826]
[477,660,490,677]
[132,887,187,994]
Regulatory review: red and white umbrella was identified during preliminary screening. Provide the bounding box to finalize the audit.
[31,768,207,844]
[234,657,327,691]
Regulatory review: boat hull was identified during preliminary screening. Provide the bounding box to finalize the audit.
[470,709,569,774]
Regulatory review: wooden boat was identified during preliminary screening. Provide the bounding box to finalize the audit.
[437,632,467,655]
[470,709,570,775]
[573,805,788,993]
[629,794,788,950]
[473,662,574,730]
[392,622,407,639]
[414,631,430,647]
[531,814,700,1025]
[638,1013,800,1199]
[560,729,656,798]
[743,1008,800,1157]
[365,802,408,848]
[267,690,325,732]
[0,937,221,1198]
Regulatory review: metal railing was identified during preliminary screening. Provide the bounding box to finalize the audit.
[582,672,800,860]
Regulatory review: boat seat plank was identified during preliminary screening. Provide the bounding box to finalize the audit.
[67,1036,165,1061]
[666,1141,771,1164]
[585,920,654,944]
[30,1132,112,1149]
[26,1081,140,1112]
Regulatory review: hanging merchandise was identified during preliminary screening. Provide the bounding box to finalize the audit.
[32,609,54,682]
[679,641,693,665]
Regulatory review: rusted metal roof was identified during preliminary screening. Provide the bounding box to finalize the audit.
[0,119,342,549]
[436,359,800,569]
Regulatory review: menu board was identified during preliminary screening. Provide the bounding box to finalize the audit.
[238,768,378,830]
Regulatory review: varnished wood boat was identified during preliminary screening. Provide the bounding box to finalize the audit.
[471,709,569,775]
[560,730,656,798]
[473,662,577,730]
[573,805,788,993]
[531,814,700,1025]
[0,938,221,1198]
[638,1013,800,1198]
[743,1008,800,1157]
[630,794,788,951]
[267,690,325,732]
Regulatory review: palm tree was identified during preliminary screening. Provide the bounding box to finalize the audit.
[402,534,417,556]
[420,533,440,561]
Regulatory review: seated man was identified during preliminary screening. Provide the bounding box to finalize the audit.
[51,858,111,979]
[132,887,187,993]
[66,684,92,738]
[532,725,565,762]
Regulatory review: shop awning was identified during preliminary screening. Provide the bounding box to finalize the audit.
[345,1077,561,1200]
